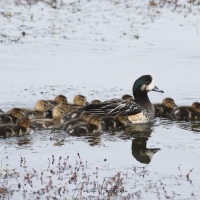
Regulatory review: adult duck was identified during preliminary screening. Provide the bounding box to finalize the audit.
[83,75,164,124]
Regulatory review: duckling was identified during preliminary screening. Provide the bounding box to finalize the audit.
[46,102,70,120]
[31,106,66,129]
[70,95,89,111]
[171,102,200,120]
[22,100,50,119]
[154,98,177,117]
[59,102,70,121]
[64,111,92,130]
[100,95,134,105]
[0,108,25,124]
[102,113,132,131]
[67,109,82,119]
[46,95,67,106]
[121,94,135,101]
[66,115,102,135]
[91,99,101,104]
[0,117,33,138]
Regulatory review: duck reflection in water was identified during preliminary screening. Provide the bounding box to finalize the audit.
[132,136,160,164]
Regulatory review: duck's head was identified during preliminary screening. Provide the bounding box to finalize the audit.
[58,102,70,114]
[74,95,88,106]
[80,111,92,122]
[10,108,25,118]
[116,113,132,126]
[89,115,102,126]
[162,98,177,109]
[52,106,66,118]
[192,102,200,113]
[17,117,32,128]
[35,100,50,112]
[133,75,164,94]
[54,95,67,104]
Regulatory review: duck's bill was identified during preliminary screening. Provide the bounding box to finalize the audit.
[152,86,164,93]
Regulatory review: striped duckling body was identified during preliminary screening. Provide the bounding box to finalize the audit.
[0,108,25,124]
[31,106,66,129]
[0,117,33,138]
[171,102,200,120]
[64,111,91,130]
[102,113,132,131]
[66,115,102,135]
[154,98,177,118]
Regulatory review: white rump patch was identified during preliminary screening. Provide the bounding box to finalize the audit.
[128,112,148,124]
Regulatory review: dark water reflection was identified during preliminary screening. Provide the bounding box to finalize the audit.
[132,137,160,164]
[154,117,200,133]
[176,120,200,133]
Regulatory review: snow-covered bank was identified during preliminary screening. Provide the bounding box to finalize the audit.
[0,0,200,44]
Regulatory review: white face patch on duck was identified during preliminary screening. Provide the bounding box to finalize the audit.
[140,79,155,92]
[146,79,155,91]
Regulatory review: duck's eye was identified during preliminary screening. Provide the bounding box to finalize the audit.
[146,81,150,85]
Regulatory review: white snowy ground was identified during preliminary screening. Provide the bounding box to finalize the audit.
[0,0,200,199]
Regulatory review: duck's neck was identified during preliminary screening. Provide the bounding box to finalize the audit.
[134,90,152,109]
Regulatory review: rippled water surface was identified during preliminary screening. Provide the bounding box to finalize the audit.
[0,1,200,198]
[0,40,200,199]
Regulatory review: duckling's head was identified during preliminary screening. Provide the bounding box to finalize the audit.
[162,98,176,109]
[10,108,25,118]
[52,106,66,118]
[54,95,67,104]
[133,75,164,94]
[58,102,70,114]
[116,113,131,125]
[73,95,88,106]
[91,99,101,104]
[121,94,134,101]
[17,117,31,128]
[80,111,92,122]
[35,100,50,112]
[192,102,200,113]
[89,115,102,126]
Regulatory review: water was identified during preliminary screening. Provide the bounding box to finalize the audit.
[0,39,200,199]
